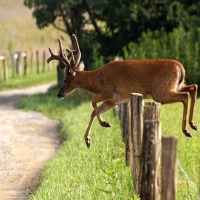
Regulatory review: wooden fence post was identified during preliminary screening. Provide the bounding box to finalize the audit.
[161,136,178,200]
[36,50,39,73]
[22,52,27,76]
[43,50,46,73]
[16,51,22,75]
[3,57,7,80]
[30,51,33,74]
[140,102,161,200]
[0,54,8,81]
[130,93,144,193]
[121,103,131,165]
[10,52,18,77]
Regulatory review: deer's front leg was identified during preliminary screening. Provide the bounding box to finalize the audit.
[94,105,111,127]
[92,94,115,127]
[84,101,115,148]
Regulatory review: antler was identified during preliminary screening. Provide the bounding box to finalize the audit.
[71,34,81,68]
[47,38,70,67]
[65,34,81,69]
[47,34,81,70]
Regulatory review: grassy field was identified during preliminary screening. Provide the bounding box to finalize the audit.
[0,0,69,74]
[0,0,67,55]
[17,87,200,200]
[0,0,63,90]
[0,69,57,91]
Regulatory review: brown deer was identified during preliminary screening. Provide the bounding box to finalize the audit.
[47,34,198,148]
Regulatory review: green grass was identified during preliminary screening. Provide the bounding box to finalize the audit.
[17,88,200,200]
[18,88,135,200]
[161,103,200,200]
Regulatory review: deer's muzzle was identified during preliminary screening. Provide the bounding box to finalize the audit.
[57,93,65,99]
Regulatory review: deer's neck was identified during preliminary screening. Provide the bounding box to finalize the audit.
[75,70,101,94]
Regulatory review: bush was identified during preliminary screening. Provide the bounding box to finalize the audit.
[124,26,200,91]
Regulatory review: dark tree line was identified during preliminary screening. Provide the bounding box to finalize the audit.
[24,0,200,68]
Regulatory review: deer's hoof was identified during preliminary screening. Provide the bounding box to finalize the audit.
[184,131,192,138]
[85,137,90,149]
[102,121,111,128]
[189,122,198,131]
[192,125,198,131]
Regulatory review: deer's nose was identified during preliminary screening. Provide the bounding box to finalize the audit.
[57,93,64,99]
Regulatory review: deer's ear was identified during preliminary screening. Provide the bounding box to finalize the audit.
[77,61,85,71]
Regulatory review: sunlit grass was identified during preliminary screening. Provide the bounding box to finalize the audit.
[18,88,200,200]
[161,102,200,200]
[18,89,136,199]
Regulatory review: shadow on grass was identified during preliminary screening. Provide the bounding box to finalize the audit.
[17,86,94,117]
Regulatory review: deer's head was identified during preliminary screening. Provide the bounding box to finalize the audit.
[47,34,84,98]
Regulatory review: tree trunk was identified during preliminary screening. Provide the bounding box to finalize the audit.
[57,61,65,87]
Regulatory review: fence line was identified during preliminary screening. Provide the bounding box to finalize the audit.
[0,50,54,82]
[115,93,178,200]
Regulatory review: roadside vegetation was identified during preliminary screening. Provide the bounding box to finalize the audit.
[17,87,200,200]
[0,68,56,91]
[1,1,199,199]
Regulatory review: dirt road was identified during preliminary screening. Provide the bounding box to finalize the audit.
[0,82,61,200]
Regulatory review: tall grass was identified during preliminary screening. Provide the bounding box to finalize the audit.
[18,87,200,200]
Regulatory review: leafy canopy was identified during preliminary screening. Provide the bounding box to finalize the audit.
[24,0,200,66]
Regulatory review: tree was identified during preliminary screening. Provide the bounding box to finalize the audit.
[24,0,200,67]
[86,0,200,57]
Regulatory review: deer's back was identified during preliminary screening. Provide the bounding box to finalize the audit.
[98,59,185,96]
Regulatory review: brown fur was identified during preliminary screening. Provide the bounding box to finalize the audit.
[48,36,198,148]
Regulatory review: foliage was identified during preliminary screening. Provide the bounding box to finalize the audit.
[24,0,200,68]
[124,26,200,89]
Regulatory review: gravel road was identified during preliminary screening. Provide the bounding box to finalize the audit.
[0,82,61,200]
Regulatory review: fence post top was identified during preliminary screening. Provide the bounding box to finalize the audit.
[0,54,6,60]
[131,93,143,97]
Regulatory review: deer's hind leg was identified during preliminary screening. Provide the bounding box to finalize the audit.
[180,84,198,131]
[153,90,192,137]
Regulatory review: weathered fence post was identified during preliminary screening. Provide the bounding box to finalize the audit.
[30,51,33,74]
[121,103,131,165]
[43,50,46,73]
[3,56,7,81]
[161,136,178,200]
[16,51,22,75]
[22,52,27,76]
[130,93,144,193]
[10,52,18,77]
[140,102,161,200]
[36,50,39,73]
[0,54,8,82]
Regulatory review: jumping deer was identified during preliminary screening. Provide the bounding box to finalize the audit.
[47,34,198,148]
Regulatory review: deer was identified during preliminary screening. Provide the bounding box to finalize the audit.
[47,34,198,148]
